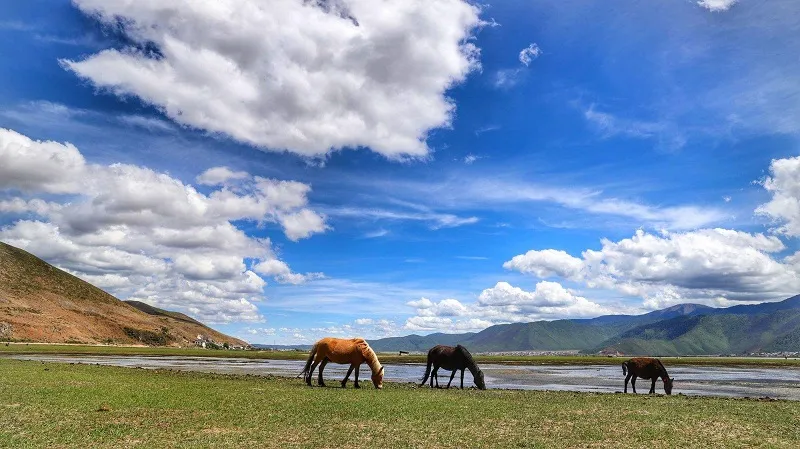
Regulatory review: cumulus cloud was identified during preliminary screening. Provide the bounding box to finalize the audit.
[0,198,62,216]
[403,281,608,332]
[756,156,800,237]
[0,128,86,193]
[0,128,326,323]
[698,0,738,12]
[279,208,330,241]
[504,249,584,279]
[63,0,486,159]
[504,228,800,309]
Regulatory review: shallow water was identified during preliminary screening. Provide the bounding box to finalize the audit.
[8,354,800,400]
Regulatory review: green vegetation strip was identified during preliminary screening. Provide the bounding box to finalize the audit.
[2,343,800,367]
[1,358,799,448]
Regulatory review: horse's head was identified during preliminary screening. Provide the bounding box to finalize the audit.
[664,377,674,395]
[474,369,486,390]
[371,366,384,389]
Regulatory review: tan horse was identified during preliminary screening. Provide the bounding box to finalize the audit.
[300,337,384,389]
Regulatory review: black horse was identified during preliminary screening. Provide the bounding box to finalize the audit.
[622,357,674,395]
[420,344,486,390]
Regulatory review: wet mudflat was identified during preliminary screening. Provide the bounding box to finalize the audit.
[8,353,800,400]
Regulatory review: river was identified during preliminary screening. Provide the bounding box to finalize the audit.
[8,354,800,400]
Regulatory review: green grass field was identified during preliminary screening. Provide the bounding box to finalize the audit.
[2,342,800,367]
[1,358,798,448]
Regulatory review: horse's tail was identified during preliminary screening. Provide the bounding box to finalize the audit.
[297,343,318,380]
[621,361,628,376]
[419,349,434,386]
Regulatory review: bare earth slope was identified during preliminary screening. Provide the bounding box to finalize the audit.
[0,241,245,346]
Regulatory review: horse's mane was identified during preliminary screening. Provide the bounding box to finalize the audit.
[457,345,480,373]
[356,338,381,374]
[654,358,669,378]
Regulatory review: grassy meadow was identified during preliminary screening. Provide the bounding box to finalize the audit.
[1,358,799,448]
[2,342,800,367]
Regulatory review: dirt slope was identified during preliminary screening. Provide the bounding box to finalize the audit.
[0,241,246,346]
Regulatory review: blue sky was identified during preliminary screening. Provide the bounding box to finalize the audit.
[2,0,800,344]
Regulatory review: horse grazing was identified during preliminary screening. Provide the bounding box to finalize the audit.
[420,344,486,390]
[300,337,384,389]
[622,357,674,395]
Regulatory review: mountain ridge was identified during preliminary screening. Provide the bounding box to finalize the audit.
[368,295,800,355]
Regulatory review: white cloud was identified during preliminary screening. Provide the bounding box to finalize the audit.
[327,206,478,230]
[463,154,481,165]
[364,229,389,239]
[196,166,249,186]
[492,43,541,89]
[117,115,175,133]
[503,249,584,279]
[756,156,800,237]
[492,68,523,89]
[419,178,726,230]
[359,174,728,232]
[246,318,401,344]
[0,198,62,216]
[518,43,541,66]
[405,316,493,332]
[0,128,326,323]
[252,259,324,285]
[0,128,86,193]
[698,0,738,12]
[583,105,687,151]
[63,0,486,159]
[505,228,800,309]
[279,208,330,241]
[403,281,608,332]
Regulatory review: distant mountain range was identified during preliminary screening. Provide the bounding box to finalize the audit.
[368,297,800,356]
[0,241,245,346]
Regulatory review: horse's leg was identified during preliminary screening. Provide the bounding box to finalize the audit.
[341,364,355,388]
[650,378,656,394]
[624,373,632,393]
[354,364,361,389]
[317,358,328,387]
[631,376,637,394]
[460,368,465,389]
[432,366,440,388]
[446,370,456,389]
[306,360,321,386]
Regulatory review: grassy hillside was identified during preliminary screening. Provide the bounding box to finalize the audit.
[369,332,474,352]
[596,310,800,356]
[0,241,245,346]
[370,303,720,353]
[465,320,620,352]
[124,300,204,326]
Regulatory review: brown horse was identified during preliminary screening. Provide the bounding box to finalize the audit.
[622,357,674,395]
[420,344,486,390]
[300,337,384,389]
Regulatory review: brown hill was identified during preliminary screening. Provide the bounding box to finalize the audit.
[0,241,247,347]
